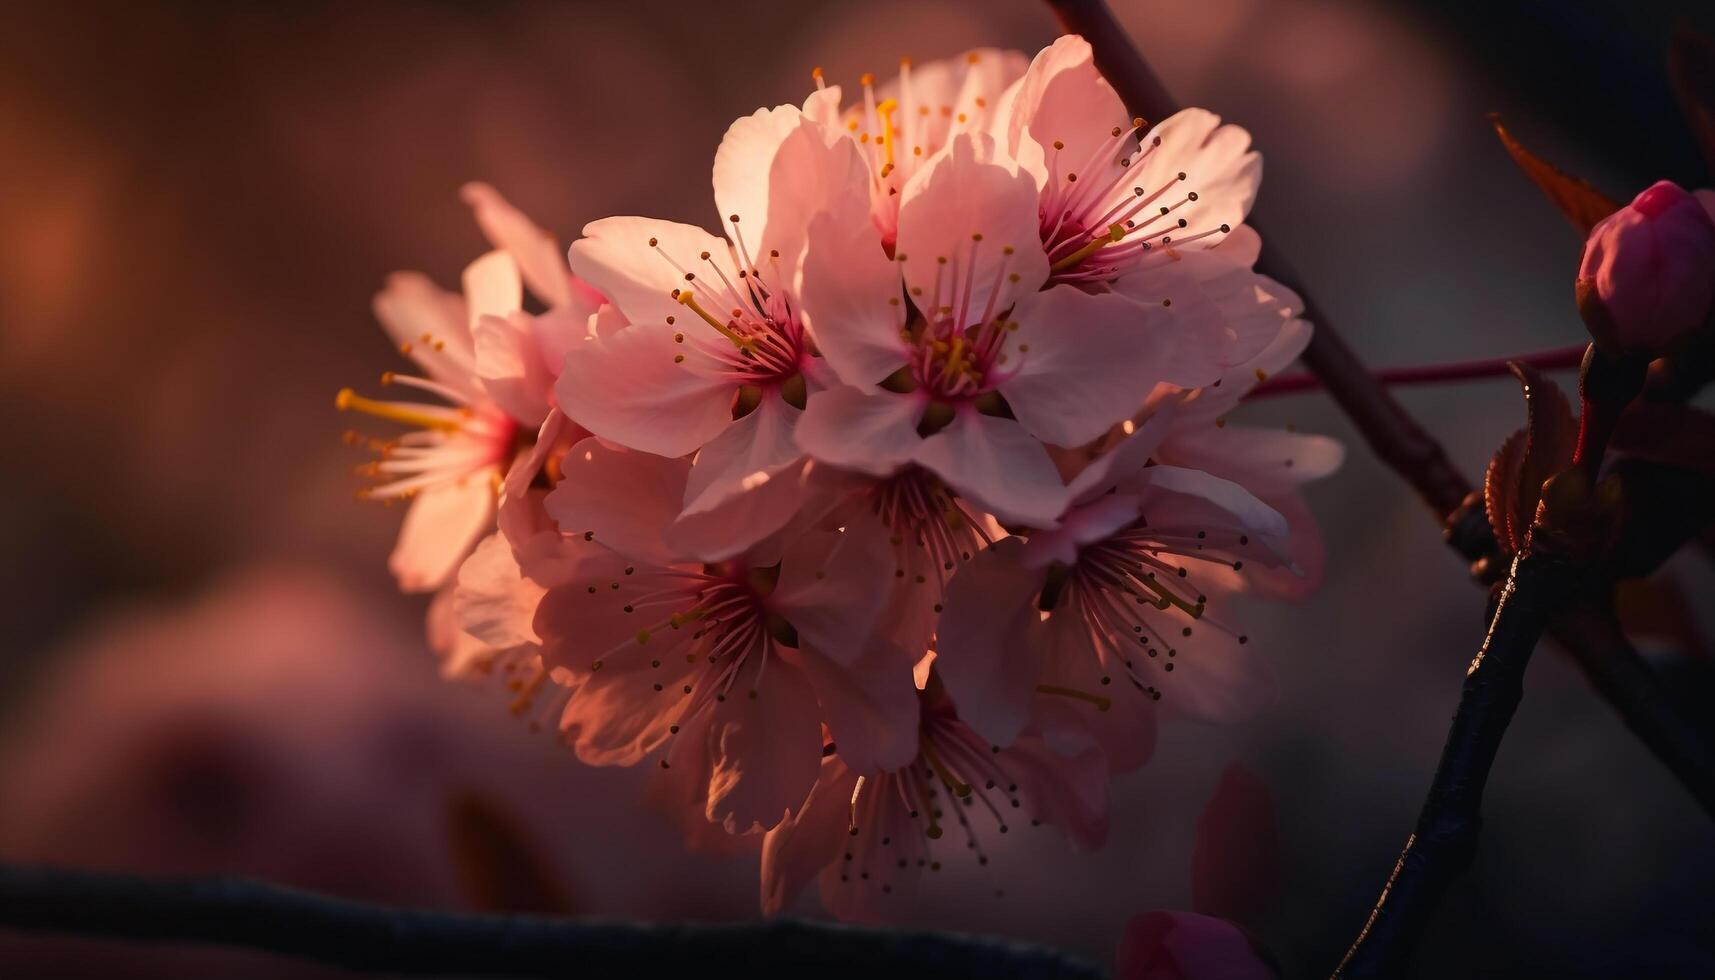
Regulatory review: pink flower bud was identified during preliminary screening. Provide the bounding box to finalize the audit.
[1576,180,1715,355]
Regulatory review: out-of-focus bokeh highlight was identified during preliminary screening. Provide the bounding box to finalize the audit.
[2,2,1713,977]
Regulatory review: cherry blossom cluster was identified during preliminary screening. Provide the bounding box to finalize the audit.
[336,35,1341,921]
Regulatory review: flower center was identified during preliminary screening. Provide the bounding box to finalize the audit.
[898,236,1027,401]
[870,468,993,593]
[650,226,809,389]
[836,688,1033,899]
[336,372,517,502]
[1057,518,1251,698]
[1038,122,1233,288]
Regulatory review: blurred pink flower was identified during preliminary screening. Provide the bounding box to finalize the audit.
[1153,317,1344,604]
[1116,911,1275,980]
[0,566,756,976]
[760,678,1106,922]
[338,186,610,593]
[1576,180,1715,356]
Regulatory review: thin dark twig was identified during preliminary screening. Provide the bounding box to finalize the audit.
[1245,345,1588,400]
[1332,544,1578,978]
[1552,595,1715,820]
[0,864,1102,980]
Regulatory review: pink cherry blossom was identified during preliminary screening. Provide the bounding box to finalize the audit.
[796,129,1190,526]
[802,49,1030,248]
[985,35,1293,389]
[339,186,610,593]
[935,411,1292,769]
[534,439,920,833]
[558,104,877,551]
[1116,911,1276,980]
[759,676,1107,922]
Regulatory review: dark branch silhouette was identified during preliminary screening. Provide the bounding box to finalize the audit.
[1331,543,1578,978]
[0,864,1102,980]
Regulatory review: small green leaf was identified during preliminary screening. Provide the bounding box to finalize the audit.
[1490,115,1620,234]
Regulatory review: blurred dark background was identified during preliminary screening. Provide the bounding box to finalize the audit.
[2,1,1714,976]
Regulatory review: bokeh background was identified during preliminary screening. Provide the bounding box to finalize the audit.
[3,1,1714,976]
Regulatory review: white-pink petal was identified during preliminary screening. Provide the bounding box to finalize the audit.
[544,437,690,566]
[460,181,574,309]
[794,385,925,476]
[555,320,734,458]
[388,472,496,593]
[1001,285,1174,447]
[568,216,738,335]
[915,409,1067,527]
[896,131,1049,318]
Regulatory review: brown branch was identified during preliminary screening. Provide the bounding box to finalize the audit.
[1332,543,1579,978]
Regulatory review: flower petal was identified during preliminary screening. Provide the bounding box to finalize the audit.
[461,181,574,308]
[1004,731,1109,850]
[794,643,921,774]
[555,320,735,458]
[772,516,899,665]
[703,656,824,834]
[545,437,691,566]
[1116,911,1275,980]
[568,216,738,334]
[1131,465,1291,565]
[799,210,909,386]
[935,538,1051,746]
[760,756,859,915]
[1135,108,1263,241]
[795,385,925,476]
[994,34,1129,191]
[1037,610,1158,773]
[1163,425,1344,499]
[474,312,552,426]
[915,409,1067,527]
[896,131,1049,317]
[453,531,543,651]
[682,394,804,520]
[388,471,495,593]
[714,105,869,282]
[1001,286,1175,447]
[462,249,523,329]
[372,271,478,397]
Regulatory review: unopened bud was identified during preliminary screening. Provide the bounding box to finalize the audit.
[1576,181,1715,356]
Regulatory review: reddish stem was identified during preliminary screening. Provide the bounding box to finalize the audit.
[1244,344,1589,401]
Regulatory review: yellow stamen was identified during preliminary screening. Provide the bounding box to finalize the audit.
[921,741,972,797]
[675,291,753,350]
[335,388,461,432]
[1137,574,1206,617]
[1049,222,1128,273]
[876,98,898,169]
